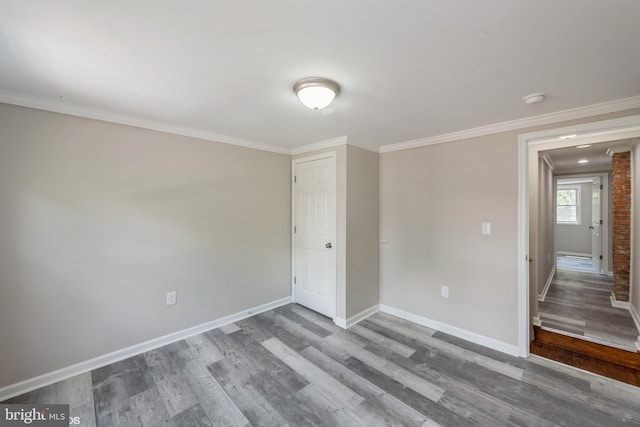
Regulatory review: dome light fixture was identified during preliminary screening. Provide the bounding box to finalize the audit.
[293,77,340,110]
[523,92,546,105]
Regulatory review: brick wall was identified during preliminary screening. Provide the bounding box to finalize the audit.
[612,151,631,302]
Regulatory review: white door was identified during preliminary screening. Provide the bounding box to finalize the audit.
[294,156,337,318]
[591,177,602,272]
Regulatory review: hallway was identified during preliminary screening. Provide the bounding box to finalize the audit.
[538,268,639,352]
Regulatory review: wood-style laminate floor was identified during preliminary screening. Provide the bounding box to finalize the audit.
[4,304,640,426]
[556,255,598,273]
[539,267,639,352]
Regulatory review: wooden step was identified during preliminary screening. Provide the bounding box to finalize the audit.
[530,326,640,387]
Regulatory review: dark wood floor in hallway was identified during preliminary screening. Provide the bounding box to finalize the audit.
[4,304,640,426]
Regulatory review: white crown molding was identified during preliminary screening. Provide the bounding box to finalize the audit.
[540,153,555,171]
[343,137,381,154]
[380,95,640,153]
[606,145,632,156]
[0,90,290,155]
[290,136,380,155]
[0,296,292,401]
[6,89,640,157]
[290,136,348,155]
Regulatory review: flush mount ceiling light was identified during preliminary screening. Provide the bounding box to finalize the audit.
[578,159,590,164]
[293,77,340,110]
[523,92,546,105]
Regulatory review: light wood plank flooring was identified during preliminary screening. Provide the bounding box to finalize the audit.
[4,304,640,426]
[556,255,598,273]
[539,268,639,351]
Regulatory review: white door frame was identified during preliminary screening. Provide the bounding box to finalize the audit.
[518,114,640,357]
[291,151,337,317]
[554,173,609,274]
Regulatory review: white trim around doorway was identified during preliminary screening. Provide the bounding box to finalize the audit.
[517,114,640,358]
[291,151,338,322]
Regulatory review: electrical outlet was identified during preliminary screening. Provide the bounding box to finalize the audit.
[441,286,449,298]
[166,291,177,306]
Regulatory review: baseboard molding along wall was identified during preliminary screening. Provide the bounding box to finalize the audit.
[1,298,525,401]
[610,293,631,309]
[629,303,640,345]
[334,304,380,329]
[379,304,521,357]
[538,265,556,302]
[0,296,292,402]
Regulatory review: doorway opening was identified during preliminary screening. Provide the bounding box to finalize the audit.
[517,115,640,359]
[554,174,607,275]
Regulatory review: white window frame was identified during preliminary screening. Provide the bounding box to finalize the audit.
[556,185,581,225]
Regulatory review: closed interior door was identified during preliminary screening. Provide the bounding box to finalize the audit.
[294,156,337,318]
[591,177,602,272]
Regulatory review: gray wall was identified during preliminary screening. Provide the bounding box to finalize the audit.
[346,145,380,318]
[0,103,291,388]
[380,134,519,345]
[381,108,640,347]
[538,158,555,295]
[556,182,593,255]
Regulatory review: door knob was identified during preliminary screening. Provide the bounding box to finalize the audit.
[325,243,333,249]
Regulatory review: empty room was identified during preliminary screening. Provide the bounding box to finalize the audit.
[1,1,640,426]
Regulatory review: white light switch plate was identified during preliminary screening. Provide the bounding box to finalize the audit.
[481,222,491,235]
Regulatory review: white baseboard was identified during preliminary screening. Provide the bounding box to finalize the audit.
[378,304,521,357]
[630,302,640,336]
[334,304,380,329]
[538,265,556,302]
[333,317,347,328]
[0,296,292,402]
[610,293,631,309]
[557,251,591,258]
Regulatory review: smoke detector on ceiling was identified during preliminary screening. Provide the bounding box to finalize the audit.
[523,92,546,105]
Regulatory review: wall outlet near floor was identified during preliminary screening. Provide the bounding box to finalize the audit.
[166,291,177,306]
[441,286,449,298]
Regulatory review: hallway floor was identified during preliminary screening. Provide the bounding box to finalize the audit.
[539,267,639,352]
[556,254,598,273]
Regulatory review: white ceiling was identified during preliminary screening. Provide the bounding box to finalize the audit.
[1,1,640,151]
[543,139,634,175]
